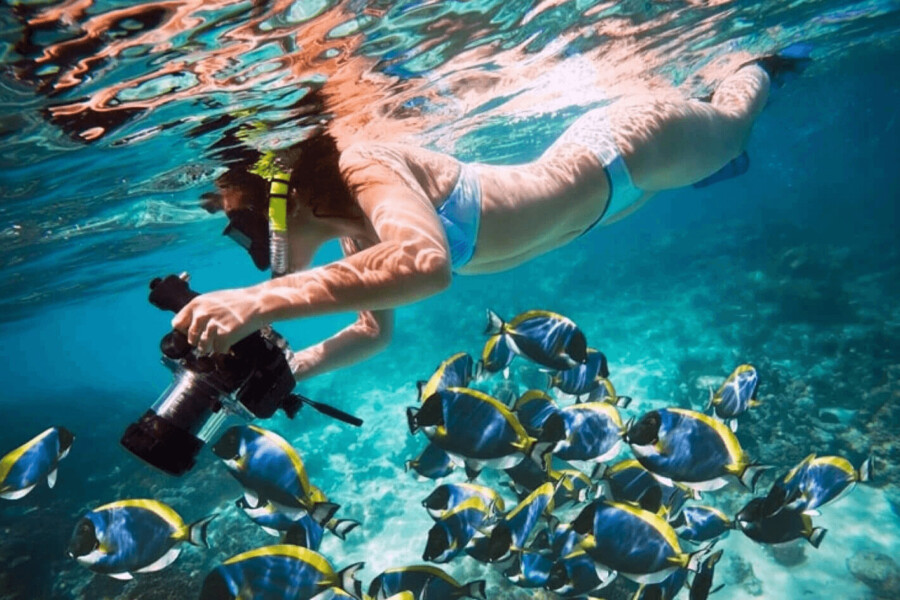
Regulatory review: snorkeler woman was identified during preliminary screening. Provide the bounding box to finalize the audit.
[172,52,806,381]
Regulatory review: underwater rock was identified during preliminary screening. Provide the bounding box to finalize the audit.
[767,539,807,567]
[846,551,900,598]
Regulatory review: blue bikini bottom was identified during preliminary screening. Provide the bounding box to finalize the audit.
[436,162,482,270]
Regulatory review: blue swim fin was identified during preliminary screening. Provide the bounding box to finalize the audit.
[693,151,750,188]
[756,42,813,88]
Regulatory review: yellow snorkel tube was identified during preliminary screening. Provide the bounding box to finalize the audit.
[268,169,291,277]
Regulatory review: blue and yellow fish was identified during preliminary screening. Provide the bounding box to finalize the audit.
[406,443,457,481]
[707,364,760,430]
[584,377,632,408]
[601,459,692,517]
[417,352,478,402]
[422,482,505,521]
[213,424,338,522]
[513,390,561,436]
[546,549,617,597]
[766,453,873,513]
[670,505,734,544]
[736,497,826,547]
[485,309,588,370]
[236,497,359,549]
[633,568,688,600]
[571,499,708,584]
[423,496,495,563]
[555,402,625,463]
[467,482,555,564]
[200,545,363,600]
[68,499,215,580]
[0,426,74,500]
[503,550,553,588]
[688,549,724,600]
[626,408,766,492]
[479,332,516,375]
[548,348,609,396]
[408,388,565,477]
[367,565,486,600]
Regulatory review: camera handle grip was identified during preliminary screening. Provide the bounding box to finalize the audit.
[292,394,363,427]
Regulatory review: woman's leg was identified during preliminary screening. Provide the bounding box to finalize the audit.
[611,64,771,191]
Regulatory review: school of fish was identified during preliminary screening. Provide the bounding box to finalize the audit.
[0,307,876,599]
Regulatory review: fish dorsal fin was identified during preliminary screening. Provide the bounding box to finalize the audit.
[135,547,181,573]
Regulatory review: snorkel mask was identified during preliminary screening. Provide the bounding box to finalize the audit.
[222,168,291,277]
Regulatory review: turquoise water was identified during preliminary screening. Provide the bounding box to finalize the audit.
[1,0,900,598]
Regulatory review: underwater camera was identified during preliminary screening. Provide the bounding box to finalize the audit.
[120,273,362,476]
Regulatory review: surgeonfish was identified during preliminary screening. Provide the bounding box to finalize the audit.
[513,390,561,435]
[422,483,505,521]
[600,459,692,517]
[466,482,556,564]
[585,377,633,408]
[571,499,708,584]
[212,424,339,521]
[199,545,363,600]
[0,426,74,500]
[503,550,553,588]
[546,550,617,597]
[68,499,215,580]
[367,565,486,600]
[633,568,688,600]
[479,332,516,375]
[548,348,610,396]
[765,453,873,514]
[689,549,724,600]
[236,497,359,548]
[406,443,457,481]
[485,309,588,370]
[707,364,760,430]
[735,497,826,547]
[555,402,625,463]
[671,505,734,544]
[625,408,767,492]
[407,388,565,478]
[423,496,496,563]
[417,352,478,402]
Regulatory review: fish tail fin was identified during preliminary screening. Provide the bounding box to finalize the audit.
[406,406,420,434]
[485,309,505,335]
[328,518,360,540]
[460,579,487,600]
[186,514,217,547]
[685,544,714,573]
[416,381,426,402]
[859,455,874,482]
[589,462,608,481]
[337,562,364,599]
[473,360,485,382]
[311,502,340,525]
[739,463,770,492]
[706,385,716,411]
[808,527,827,548]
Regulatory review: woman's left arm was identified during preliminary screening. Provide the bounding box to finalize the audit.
[172,148,451,354]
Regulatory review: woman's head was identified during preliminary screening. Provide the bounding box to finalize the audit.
[203,129,359,270]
